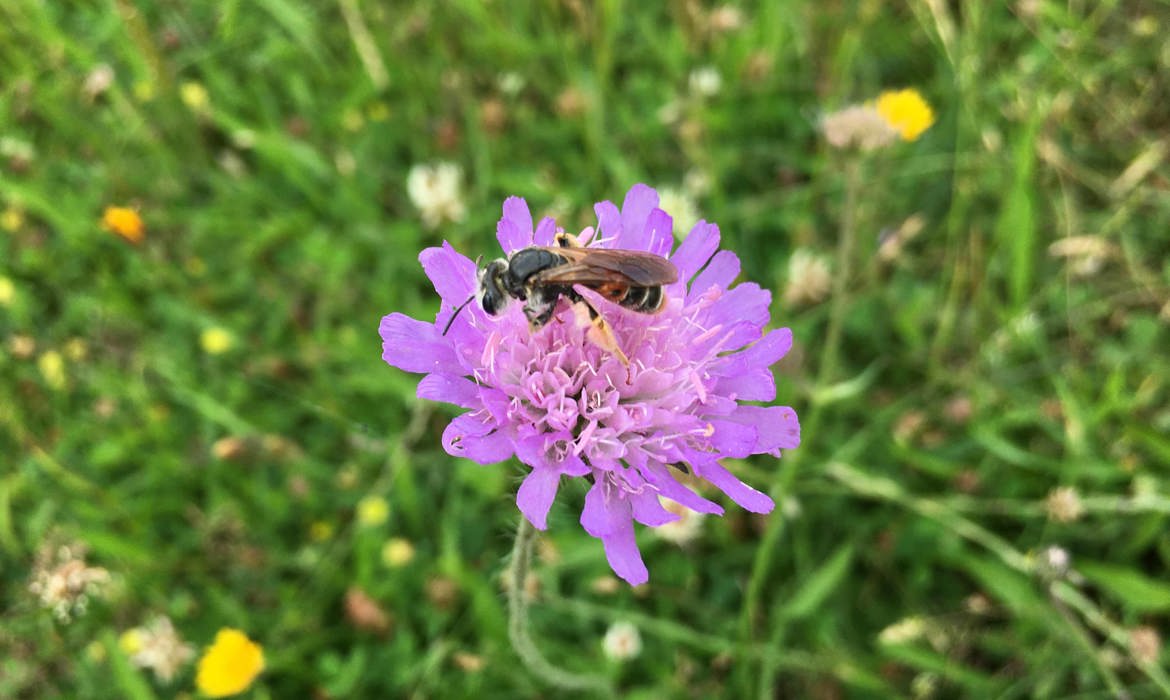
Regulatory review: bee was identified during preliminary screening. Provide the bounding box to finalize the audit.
[443,232,678,365]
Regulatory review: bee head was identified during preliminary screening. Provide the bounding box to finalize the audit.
[477,258,510,315]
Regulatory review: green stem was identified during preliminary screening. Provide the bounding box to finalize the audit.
[506,516,611,694]
[743,157,864,696]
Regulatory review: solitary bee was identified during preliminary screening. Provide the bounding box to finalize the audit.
[443,233,678,365]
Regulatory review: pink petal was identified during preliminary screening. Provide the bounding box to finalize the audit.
[517,467,561,530]
[670,220,720,285]
[533,216,556,246]
[617,184,659,250]
[725,405,801,452]
[688,249,741,300]
[695,459,775,514]
[593,200,621,245]
[631,491,678,526]
[379,313,462,375]
[417,373,480,408]
[497,197,534,252]
[419,242,476,305]
[601,523,649,586]
[442,413,514,464]
[580,480,627,537]
[644,208,674,257]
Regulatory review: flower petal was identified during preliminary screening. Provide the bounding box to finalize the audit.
[695,459,775,514]
[689,249,741,299]
[726,405,801,452]
[601,523,649,586]
[581,479,625,537]
[644,207,674,258]
[417,373,479,408]
[379,313,462,375]
[442,413,514,464]
[631,491,678,527]
[594,200,621,246]
[617,184,659,251]
[713,368,776,402]
[497,197,534,252]
[533,216,557,247]
[517,467,561,530]
[643,465,725,515]
[717,327,793,375]
[670,220,720,284]
[706,418,757,458]
[419,242,476,304]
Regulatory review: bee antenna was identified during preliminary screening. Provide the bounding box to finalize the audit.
[442,295,476,336]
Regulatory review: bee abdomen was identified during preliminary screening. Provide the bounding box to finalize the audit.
[619,286,665,313]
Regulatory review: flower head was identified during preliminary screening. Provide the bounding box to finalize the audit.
[102,206,144,244]
[406,162,467,229]
[602,621,643,661]
[379,185,799,585]
[195,628,264,698]
[200,327,235,355]
[874,88,935,142]
[119,616,195,683]
[28,541,111,622]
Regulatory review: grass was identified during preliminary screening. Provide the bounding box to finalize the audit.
[3,0,1169,697]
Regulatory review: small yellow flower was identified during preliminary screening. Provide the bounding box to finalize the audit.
[195,628,264,698]
[356,495,390,527]
[119,628,146,656]
[102,206,145,244]
[874,88,935,142]
[381,537,415,567]
[200,327,234,355]
[0,276,15,306]
[309,520,334,542]
[65,338,88,361]
[181,81,211,114]
[1,206,24,232]
[38,350,66,390]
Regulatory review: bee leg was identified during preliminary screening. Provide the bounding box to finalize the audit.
[571,300,631,372]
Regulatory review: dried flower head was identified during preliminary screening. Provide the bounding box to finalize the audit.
[118,616,195,683]
[1129,625,1162,666]
[1048,235,1117,277]
[83,64,115,101]
[195,628,264,698]
[602,621,643,661]
[783,249,831,307]
[28,542,111,622]
[874,89,935,142]
[102,206,144,244]
[406,162,467,229]
[380,185,800,585]
[821,105,898,151]
[344,587,393,634]
[1046,486,1084,523]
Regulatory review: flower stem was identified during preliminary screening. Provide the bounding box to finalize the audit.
[741,156,864,694]
[506,515,612,694]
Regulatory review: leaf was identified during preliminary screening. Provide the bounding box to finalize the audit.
[1078,561,1170,613]
[778,544,855,621]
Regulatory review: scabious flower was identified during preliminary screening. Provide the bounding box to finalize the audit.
[195,628,264,698]
[379,185,799,585]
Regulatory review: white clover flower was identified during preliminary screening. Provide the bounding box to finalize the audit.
[783,249,832,307]
[689,66,722,98]
[406,162,467,229]
[655,186,699,239]
[602,621,643,661]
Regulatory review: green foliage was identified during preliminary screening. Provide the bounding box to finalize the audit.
[2,0,1168,697]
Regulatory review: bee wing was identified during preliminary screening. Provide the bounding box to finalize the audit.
[532,247,678,286]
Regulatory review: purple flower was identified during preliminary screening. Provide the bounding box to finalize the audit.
[380,185,799,585]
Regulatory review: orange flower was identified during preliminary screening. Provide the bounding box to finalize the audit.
[101,206,144,244]
[195,629,264,697]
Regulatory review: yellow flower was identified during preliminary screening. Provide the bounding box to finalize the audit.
[119,628,145,655]
[874,89,935,141]
[195,629,264,698]
[38,351,66,390]
[102,206,145,244]
[1,206,24,232]
[309,520,334,542]
[200,327,234,355]
[356,495,389,527]
[381,538,415,567]
[0,276,14,306]
[181,81,211,114]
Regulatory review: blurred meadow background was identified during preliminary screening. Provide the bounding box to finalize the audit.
[3,0,1170,697]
